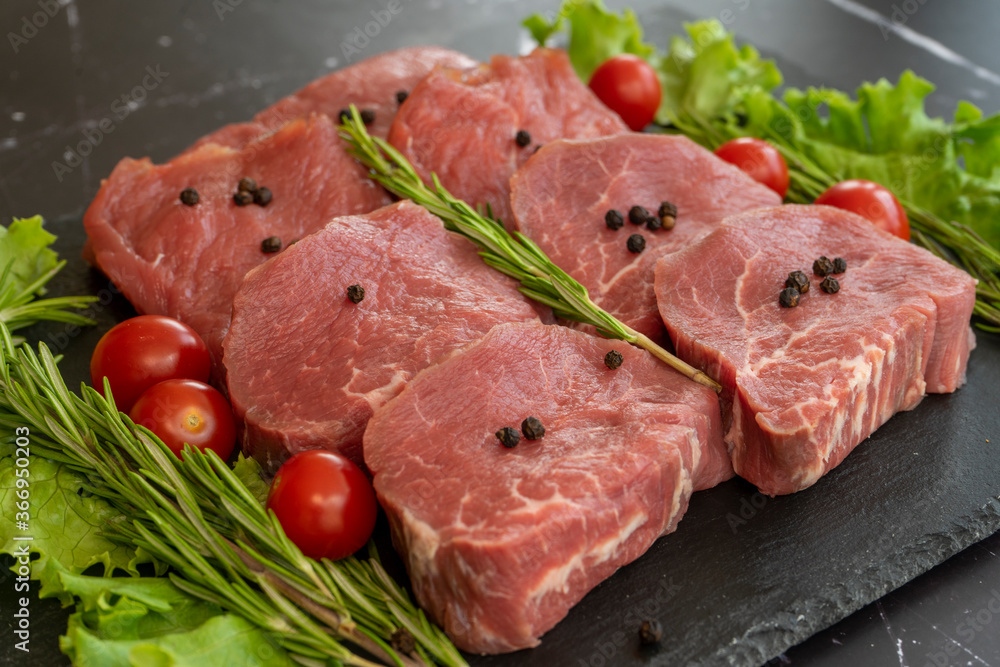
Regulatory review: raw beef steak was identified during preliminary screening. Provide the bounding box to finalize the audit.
[654,205,977,496]
[188,46,476,151]
[363,322,731,653]
[510,134,782,340]
[387,48,627,227]
[84,114,390,377]
[223,201,541,471]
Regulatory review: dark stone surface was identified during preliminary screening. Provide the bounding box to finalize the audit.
[1,1,999,666]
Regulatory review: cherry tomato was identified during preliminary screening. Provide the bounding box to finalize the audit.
[814,179,910,240]
[714,137,790,198]
[91,315,211,412]
[588,54,662,132]
[129,379,236,460]
[266,450,378,561]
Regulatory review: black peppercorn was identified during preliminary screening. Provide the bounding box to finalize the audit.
[179,188,199,206]
[495,426,520,448]
[254,187,272,206]
[395,90,409,104]
[515,129,531,147]
[779,287,800,308]
[238,177,257,193]
[820,276,840,294]
[233,190,253,206]
[521,416,545,440]
[604,350,624,369]
[260,236,282,253]
[338,108,352,122]
[627,234,646,254]
[628,205,651,225]
[658,201,677,230]
[832,257,847,274]
[785,270,809,294]
[813,256,835,277]
[639,619,663,645]
[390,628,416,655]
[645,216,662,232]
[346,284,365,304]
[605,209,625,230]
[360,108,376,125]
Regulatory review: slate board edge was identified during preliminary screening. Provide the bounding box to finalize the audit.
[699,496,1000,667]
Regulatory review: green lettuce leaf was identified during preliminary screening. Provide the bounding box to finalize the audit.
[232,453,270,505]
[39,559,294,666]
[0,444,142,578]
[0,216,59,297]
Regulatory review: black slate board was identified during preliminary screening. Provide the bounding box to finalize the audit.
[3,1,1000,665]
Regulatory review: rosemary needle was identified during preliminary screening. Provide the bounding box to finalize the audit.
[338,105,722,393]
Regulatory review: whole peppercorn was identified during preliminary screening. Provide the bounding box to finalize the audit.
[179,188,199,206]
[238,177,257,193]
[639,619,663,645]
[605,209,625,230]
[832,257,847,274]
[604,350,624,369]
[627,234,646,254]
[338,108,352,122]
[233,190,253,206]
[521,416,545,440]
[645,215,662,232]
[495,426,520,449]
[820,276,841,294]
[395,90,409,104]
[813,256,835,277]
[658,201,677,230]
[628,205,651,225]
[785,270,809,294]
[260,236,282,253]
[346,284,365,304]
[254,187,273,207]
[779,287,800,308]
[390,628,416,655]
[360,108,376,125]
[515,129,531,147]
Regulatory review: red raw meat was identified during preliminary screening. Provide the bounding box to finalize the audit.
[388,48,627,227]
[510,134,782,340]
[84,115,390,378]
[189,46,476,151]
[223,202,542,471]
[364,322,730,653]
[654,205,977,495]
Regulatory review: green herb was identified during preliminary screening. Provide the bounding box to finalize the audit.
[526,1,1000,331]
[0,216,97,340]
[338,108,721,393]
[0,325,466,667]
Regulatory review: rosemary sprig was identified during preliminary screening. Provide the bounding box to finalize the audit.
[0,324,467,667]
[0,258,97,341]
[338,107,721,393]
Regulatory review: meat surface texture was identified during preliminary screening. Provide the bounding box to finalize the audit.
[189,46,476,151]
[510,134,783,340]
[83,114,391,376]
[223,202,541,472]
[654,205,977,496]
[363,322,731,653]
[387,48,628,227]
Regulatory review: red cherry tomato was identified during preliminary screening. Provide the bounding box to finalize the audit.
[814,179,910,240]
[266,450,378,561]
[714,137,790,198]
[129,379,236,461]
[588,54,662,131]
[91,315,211,412]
